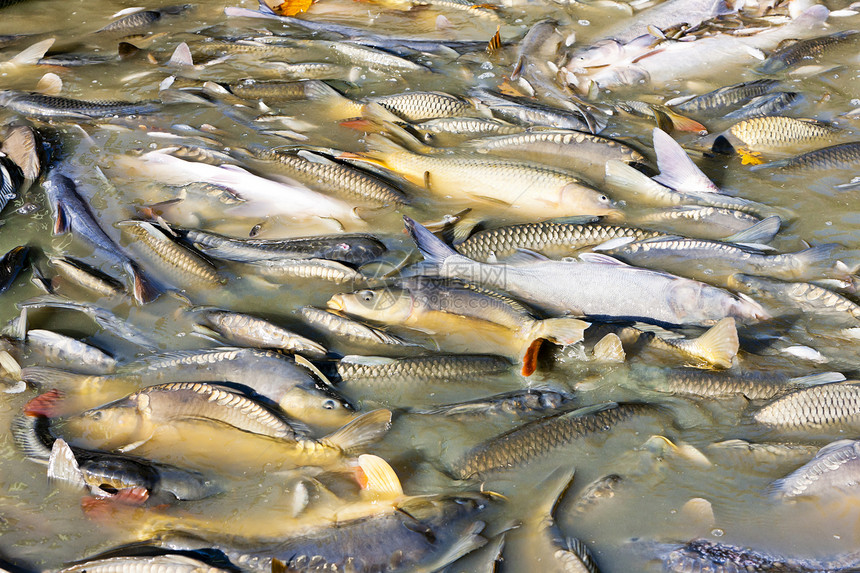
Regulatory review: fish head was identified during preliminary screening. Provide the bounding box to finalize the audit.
[559,184,620,219]
[60,395,150,450]
[726,273,766,295]
[396,491,493,525]
[327,287,412,324]
[277,385,356,429]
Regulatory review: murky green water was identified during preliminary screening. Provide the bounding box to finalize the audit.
[1,0,860,570]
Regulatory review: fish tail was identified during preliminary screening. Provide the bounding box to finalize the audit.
[604,159,675,205]
[10,414,52,462]
[322,408,392,452]
[675,317,739,368]
[724,215,780,245]
[362,133,409,161]
[534,317,589,347]
[788,372,846,386]
[403,216,458,267]
[592,333,626,363]
[129,263,161,304]
[1,125,42,181]
[793,244,846,279]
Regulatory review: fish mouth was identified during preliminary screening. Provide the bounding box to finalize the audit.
[602,208,625,222]
[327,296,345,312]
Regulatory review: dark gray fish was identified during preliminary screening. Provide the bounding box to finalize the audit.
[0,91,161,120]
[452,403,654,479]
[18,294,160,349]
[42,173,157,303]
[469,89,590,131]
[0,153,24,213]
[11,414,219,501]
[723,92,801,120]
[569,474,624,513]
[334,354,512,386]
[755,142,860,172]
[96,5,191,36]
[180,229,386,265]
[0,245,29,295]
[213,492,490,573]
[643,537,860,573]
[413,387,573,420]
[758,31,860,74]
[670,79,779,114]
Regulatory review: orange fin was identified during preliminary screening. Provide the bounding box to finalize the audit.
[23,389,65,418]
[521,338,543,376]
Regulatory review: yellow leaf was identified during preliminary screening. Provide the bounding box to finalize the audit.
[737,147,764,166]
[265,0,314,17]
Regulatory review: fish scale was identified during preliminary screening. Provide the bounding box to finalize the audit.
[336,355,511,385]
[774,142,860,171]
[138,382,299,439]
[729,116,839,151]
[372,91,472,122]
[456,222,660,261]
[452,403,651,478]
[0,91,160,119]
[755,384,860,430]
[251,149,407,207]
[671,79,779,114]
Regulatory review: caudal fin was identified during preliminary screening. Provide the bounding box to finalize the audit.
[674,317,738,368]
[6,38,55,67]
[322,409,392,452]
[404,216,458,265]
[592,333,626,363]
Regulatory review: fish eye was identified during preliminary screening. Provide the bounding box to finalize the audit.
[89,411,103,421]
[360,290,376,303]
[599,195,609,202]
[322,399,337,410]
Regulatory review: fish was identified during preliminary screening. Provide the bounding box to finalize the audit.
[227,79,342,102]
[452,402,655,479]
[42,173,159,304]
[13,414,219,502]
[610,317,739,369]
[706,439,819,467]
[468,89,590,132]
[631,206,762,241]
[455,222,661,262]
[0,245,28,295]
[254,257,364,285]
[334,354,512,387]
[328,278,589,376]
[192,307,327,358]
[351,135,617,219]
[135,456,488,572]
[57,554,232,573]
[588,0,734,45]
[599,234,845,287]
[369,91,478,122]
[403,117,524,145]
[632,368,844,401]
[768,439,860,500]
[757,30,860,74]
[722,91,801,121]
[463,129,646,186]
[643,538,860,573]
[121,150,364,229]
[0,91,162,120]
[728,273,860,326]
[0,37,54,73]
[754,382,860,432]
[413,387,574,419]
[668,79,779,114]
[727,116,841,154]
[405,217,768,327]
[25,329,117,373]
[179,229,386,265]
[46,256,129,300]
[243,147,408,208]
[754,142,860,172]
[60,381,309,447]
[95,5,191,36]
[564,5,830,91]
[300,306,419,350]
[22,347,354,426]
[57,386,391,471]
[18,294,160,349]
[116,220,225,290]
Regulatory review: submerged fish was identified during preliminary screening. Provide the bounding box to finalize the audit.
[334,354,512,387]
[754,383,860,432]
[405,217,768,327]
[0,91,161,120]
[300,306,418,350]
[669,80,779,115]
[755,142,860,172]
[452,402,654,478]
[758,30,860,74]
[769,439,860,500]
